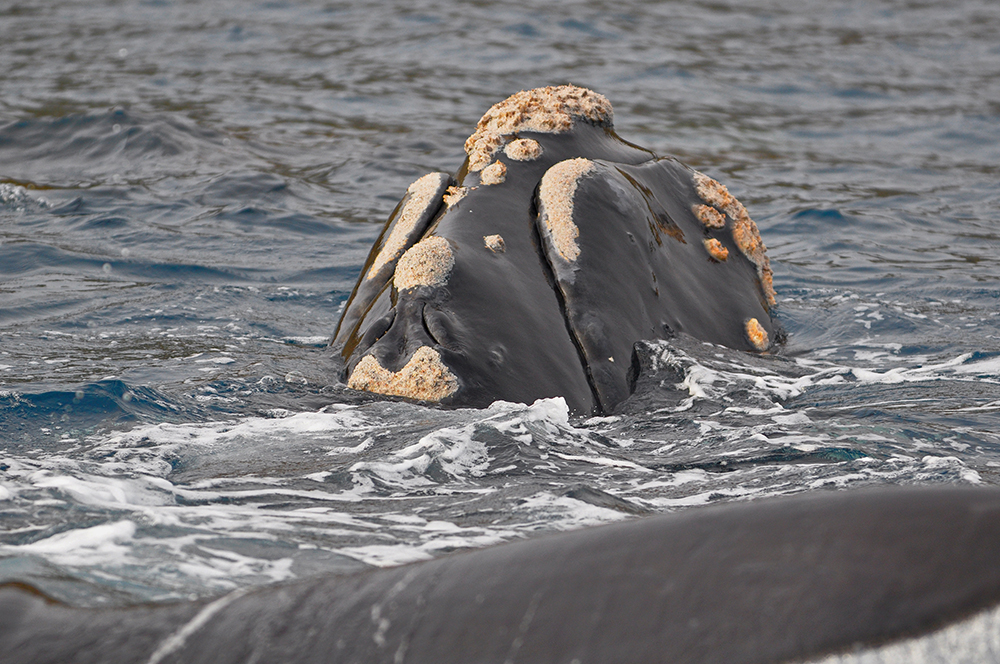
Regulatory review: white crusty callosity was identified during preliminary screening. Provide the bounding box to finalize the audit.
[442,185,468,208]
[465,85,612,172]
[504,138,543,162]
[348,346,459,402]
[693,204,726,229]
[703,238,729,261]
[483,234,506,253]
[693,171,776,307]
[367,172,447,280]
[537,158,596,263]
[745,317,769,351]
[480,161,507,185]
[393,236,455,291]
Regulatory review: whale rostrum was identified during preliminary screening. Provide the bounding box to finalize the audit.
[333,85,778,413]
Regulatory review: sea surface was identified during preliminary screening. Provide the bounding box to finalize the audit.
[1,0,999,607]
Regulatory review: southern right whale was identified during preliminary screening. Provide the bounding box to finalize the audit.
[2,485,999,663]
[332,86,779,414]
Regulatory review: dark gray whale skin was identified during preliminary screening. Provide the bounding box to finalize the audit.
[3,486,1000,664]
[333,113,778,415]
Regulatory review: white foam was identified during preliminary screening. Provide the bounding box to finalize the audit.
[349,426,489,489]
[644,342,1000,413]
[192,547,295,584]
[627,469,711,492]
[517,492,631,530]
[29,472,172,507]
[0,183,51,209]
[338,519,516,566]
[807,601,1000,663]
[951,356,1000,376]
[12,521,137,565]
[645,486,764,509]
[2,344,989,605]
[102,407,373,449]
[548,451,651,472]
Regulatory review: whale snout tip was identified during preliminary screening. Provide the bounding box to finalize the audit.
[347,346,459,402]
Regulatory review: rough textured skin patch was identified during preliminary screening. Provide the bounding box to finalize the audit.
[442,185,468,208]
[732,216,775,306]
[538,158,596,262]
[746,317,769,351]
[693,172,736,212]
[348,346,458,401]
[693,204,726,229]
[393,236,454,291]
[703,238,729,261]
[367,173,447,280]
[693,171,777,307]
[480,161,507,185]
[483,234,505,253]
[465,85,613,171]
[337,87,782,412]
[504,138,543,161]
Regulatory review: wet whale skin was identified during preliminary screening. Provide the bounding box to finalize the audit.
[2,486,999,664]
[334,88,777,414]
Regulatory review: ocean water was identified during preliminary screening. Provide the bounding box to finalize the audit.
[1,0,999,607]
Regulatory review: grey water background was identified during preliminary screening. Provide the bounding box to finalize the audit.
[1,0,999,607]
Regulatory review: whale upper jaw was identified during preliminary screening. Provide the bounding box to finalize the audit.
[333,87,778,413]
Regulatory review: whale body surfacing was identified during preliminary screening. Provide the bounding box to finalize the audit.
[3,486,1000,664]
[333,85,778,413]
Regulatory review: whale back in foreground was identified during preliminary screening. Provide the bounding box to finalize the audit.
[3,486,1000,663]
[332,86,777,414]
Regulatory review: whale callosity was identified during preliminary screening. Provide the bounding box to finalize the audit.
[333,85,780,412]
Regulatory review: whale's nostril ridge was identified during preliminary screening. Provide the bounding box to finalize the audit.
[355,299,437,374]
[421,306,440,347]
[346,300,460,402]
[355,309,395,357]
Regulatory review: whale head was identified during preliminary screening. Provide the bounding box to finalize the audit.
[333,86,777,414]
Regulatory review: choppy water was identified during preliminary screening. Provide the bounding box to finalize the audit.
[2,0,999,607]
